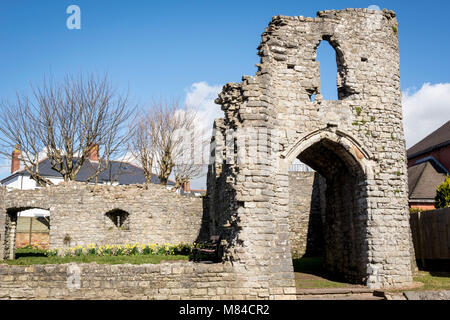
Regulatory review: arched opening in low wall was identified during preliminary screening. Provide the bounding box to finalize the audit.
[105,209,130,231]
[286,130,371,284]
[15,208,50,249]
[4,206,50,260]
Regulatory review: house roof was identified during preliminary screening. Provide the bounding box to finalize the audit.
[407,120,450,159]
[408,160,447,201]
[1,158,175,186]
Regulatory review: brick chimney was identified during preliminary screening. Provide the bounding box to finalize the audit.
[88,144,99,162]
[11,145,21,174]
[183,180,191,193]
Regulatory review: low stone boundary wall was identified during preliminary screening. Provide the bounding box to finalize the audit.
[0,183,208,261]
[0,262,296,300]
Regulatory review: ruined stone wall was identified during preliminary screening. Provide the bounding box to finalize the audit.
[288,172,325,258]
[0,262,296,300]
[206,119,238,238]
[0,183,207,260]
[0,209,17,260]
[208,8,414,291]
[207,166,327,260]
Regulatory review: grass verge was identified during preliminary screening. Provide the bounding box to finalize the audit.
[294,257,450,291]
[412,271,450,291]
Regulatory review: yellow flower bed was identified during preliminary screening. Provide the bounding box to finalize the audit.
[46,242,197,257]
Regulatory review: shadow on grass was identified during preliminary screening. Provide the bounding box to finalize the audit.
[416,259,450,276]
[428,271,450,279]
[293,257,326,275]
[8,248,190,266]
[15,248,47,258]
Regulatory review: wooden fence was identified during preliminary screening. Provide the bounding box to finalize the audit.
[410,207,450,263]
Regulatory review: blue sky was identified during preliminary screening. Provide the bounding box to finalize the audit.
[1,0,450,186]
[0,0,449,97]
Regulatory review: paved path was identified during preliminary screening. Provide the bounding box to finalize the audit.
[297,288,384,300]
[386,290,450,300]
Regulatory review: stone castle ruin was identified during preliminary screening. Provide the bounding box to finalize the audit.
[207,8,414,289]
[0,8,415,298]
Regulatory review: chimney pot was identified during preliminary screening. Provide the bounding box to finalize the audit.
[11,145,20,174]
[88,144,99,162]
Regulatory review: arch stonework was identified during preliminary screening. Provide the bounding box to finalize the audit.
[0,187,51,260]
[207,8,414,292]
[281,128,375,175]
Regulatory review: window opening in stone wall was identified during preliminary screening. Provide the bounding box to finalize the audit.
[106,209,130,230]
[15,209,50,250]
[4,207,50,261]
[316,40,339,101]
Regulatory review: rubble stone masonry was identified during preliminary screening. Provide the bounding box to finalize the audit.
[0,182,207,261]
[0,8,415,299]
[208,8,414,291]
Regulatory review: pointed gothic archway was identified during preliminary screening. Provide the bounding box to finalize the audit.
[283,128,374,284]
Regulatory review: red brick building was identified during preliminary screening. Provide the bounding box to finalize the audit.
[407,120,450,210]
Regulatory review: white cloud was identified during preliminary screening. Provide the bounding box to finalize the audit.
[185,82,224,133]
[115,82,224,190]
[402,83,450,148]
[368,5,381,11]
[184,82,224,189]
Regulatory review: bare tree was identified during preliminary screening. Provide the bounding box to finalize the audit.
[130,99,208,188]
[172,124,208,190]
[128,110,157,184]
[0,73,135,186]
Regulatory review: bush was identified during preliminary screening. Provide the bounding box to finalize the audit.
[435,175,450,209]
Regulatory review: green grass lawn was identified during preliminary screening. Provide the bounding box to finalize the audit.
[3,248,189,266]
[294,273,355,289]
[412,271,450,291]
[294,257,450,291]
[293,257,364,289]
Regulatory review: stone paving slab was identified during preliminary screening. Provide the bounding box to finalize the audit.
[297,293,384,300]
[296,287,382,300]
[403,291,450,300]
[297,287,374,295]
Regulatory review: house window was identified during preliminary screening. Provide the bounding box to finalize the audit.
[105,209,129,230]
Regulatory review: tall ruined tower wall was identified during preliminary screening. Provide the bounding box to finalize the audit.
[208,8,413,293]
